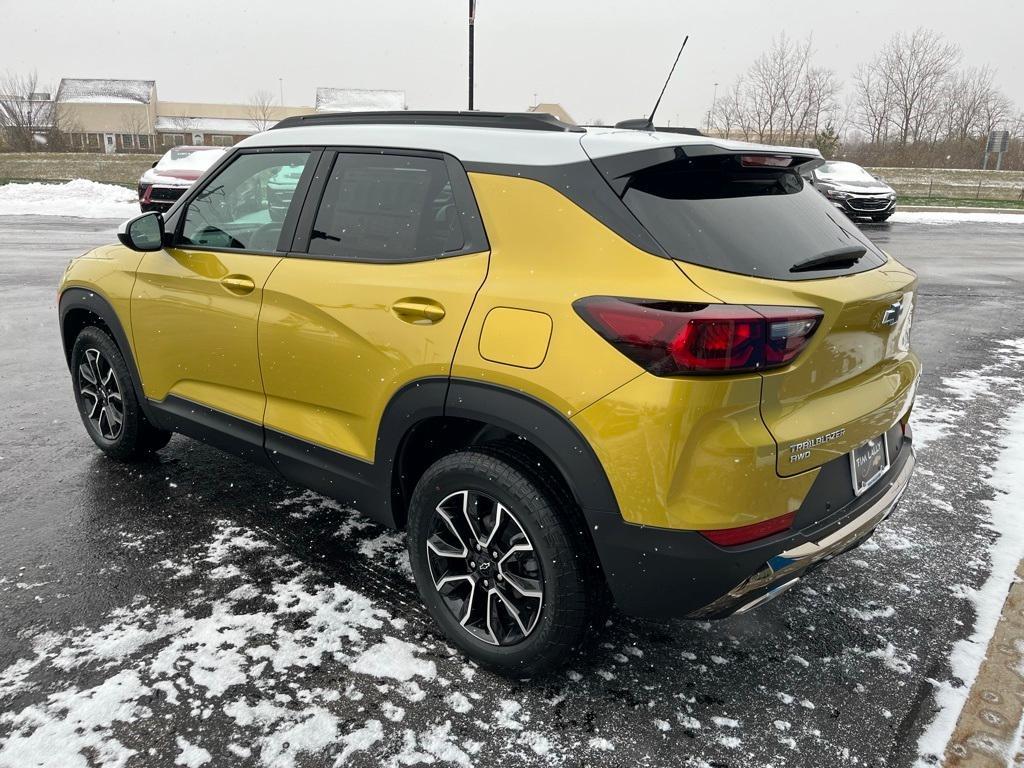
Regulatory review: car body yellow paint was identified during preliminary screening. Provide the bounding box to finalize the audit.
[455,172,719,417]
[478,308,552,369]
[61,244,144,351]
[257,252,489,461]
[677,260,920,476]
[58,166,919,537]
[571,372,818,530]
[131,248,282,424]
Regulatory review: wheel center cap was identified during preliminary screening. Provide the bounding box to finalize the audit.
[478,560,493,574]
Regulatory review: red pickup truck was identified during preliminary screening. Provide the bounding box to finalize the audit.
[137,146,226,213]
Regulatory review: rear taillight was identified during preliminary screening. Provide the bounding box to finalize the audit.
[574,297,823,376]
[700,511,796,546]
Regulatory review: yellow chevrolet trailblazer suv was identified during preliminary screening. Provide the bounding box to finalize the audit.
[58,112,919,675]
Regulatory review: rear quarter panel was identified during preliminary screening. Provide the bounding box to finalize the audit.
[454,172,719,416]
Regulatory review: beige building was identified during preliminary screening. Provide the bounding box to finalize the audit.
[55,78,312,154]
[47,78,572,153]
[528,102,576,125]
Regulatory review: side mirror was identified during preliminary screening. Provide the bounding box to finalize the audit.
[118,211,165,252]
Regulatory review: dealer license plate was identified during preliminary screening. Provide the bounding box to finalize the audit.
[850,433,889,496]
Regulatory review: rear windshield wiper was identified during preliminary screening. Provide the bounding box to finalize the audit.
[789,244,867,273]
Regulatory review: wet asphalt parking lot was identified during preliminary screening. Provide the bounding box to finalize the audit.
[1,214,1023,767]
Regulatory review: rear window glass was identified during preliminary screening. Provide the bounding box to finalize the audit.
[309,153,464,261]
[617,156,886,280]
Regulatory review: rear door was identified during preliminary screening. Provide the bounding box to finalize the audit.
[594,147,919,475]
[257,149,489,464]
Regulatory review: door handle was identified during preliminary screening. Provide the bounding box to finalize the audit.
[220,275,256,295]
[392,298,446,324]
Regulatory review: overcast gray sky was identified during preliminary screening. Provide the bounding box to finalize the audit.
[4,0,1022,125]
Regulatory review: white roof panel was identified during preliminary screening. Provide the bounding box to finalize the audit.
[238,121,820,167]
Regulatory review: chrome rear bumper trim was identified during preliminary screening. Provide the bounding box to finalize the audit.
[694,446,915,617]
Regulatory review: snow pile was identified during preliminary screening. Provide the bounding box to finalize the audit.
[915,339,1024,764]
[891,210,1024,225]
[0,519,465,768]
[0,179,138,219]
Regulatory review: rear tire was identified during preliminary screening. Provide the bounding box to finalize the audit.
[70,326,172,460]
[407,445,605,676]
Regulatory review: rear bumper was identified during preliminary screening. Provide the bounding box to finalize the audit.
[587,434,915,619]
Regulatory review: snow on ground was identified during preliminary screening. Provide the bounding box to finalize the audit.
[2,339,1024,765]
[914,339,1024,765]
[0,180,137,219]
[891,210,1024,225]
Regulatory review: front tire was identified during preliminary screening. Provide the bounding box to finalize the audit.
[407,446,603,676]
[70,326,171,460]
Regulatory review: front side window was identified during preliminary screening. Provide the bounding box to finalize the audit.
[178,152,310,252]
[308,153,463,261]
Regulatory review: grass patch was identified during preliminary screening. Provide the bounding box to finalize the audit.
[900,196,1024,210]
[0,152,158,186]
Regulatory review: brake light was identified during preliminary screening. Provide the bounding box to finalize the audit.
[574,297,822,375]
[701,511,796,546]
[739,154,792,168]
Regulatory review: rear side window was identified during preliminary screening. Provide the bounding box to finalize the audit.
[309,153,464,261]
[616,155,886,280]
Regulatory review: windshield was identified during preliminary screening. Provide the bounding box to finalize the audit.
[816,161,876,182]
[614,155,887,280]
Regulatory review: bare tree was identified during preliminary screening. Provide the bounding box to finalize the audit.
[710,35,838,146]
[119,111,152,153]
[0,70,54,151]
[246,90,276,132]
[856,28,960,147]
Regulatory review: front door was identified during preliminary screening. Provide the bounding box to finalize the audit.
[258,151,489,468]
[103,133,115,154]
[132,150,315,427]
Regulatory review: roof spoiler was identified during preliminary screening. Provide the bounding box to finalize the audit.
[590,144,824,196]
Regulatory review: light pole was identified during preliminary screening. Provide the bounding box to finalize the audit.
[708,82,718,133]
[468,0,476,110]
[279,78,284,106]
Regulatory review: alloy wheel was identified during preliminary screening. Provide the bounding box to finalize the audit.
[425,489,544,646]
[77,348,124,441]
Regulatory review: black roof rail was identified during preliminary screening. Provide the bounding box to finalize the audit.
[271,110,585,133]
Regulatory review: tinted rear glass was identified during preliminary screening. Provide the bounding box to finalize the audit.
[617,156,886,280]
[309,153,464,261]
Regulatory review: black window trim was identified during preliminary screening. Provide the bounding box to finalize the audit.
[166,146,323,258]
[287,145,489,264]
